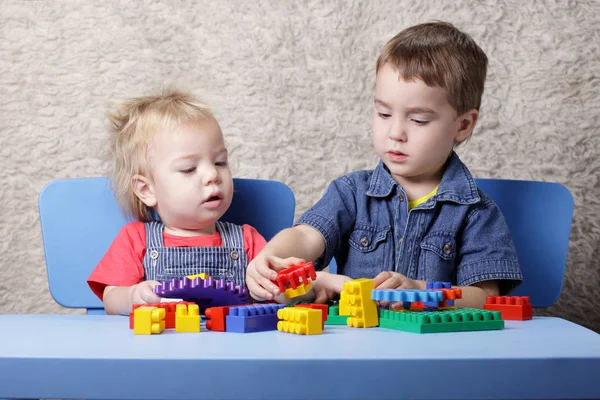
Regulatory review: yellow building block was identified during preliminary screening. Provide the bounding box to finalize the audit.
[133,306,166,335]
[186,273,209,280]
[339,290,350,316]
[277,307,322,335]
[175,303,200,333]
[341,278,379,328]
[283,281,313,299]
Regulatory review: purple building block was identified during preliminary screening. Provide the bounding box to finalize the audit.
[153,276,248,310]
[225,304,285,333]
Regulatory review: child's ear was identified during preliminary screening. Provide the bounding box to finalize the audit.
[131,174,157,207]
[455,109,479,143]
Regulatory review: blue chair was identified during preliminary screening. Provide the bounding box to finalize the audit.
[329,179,574,308]
[38,177,295,314]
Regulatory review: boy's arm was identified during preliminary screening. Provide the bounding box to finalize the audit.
[247,177,359,301]
[246,224,326,300]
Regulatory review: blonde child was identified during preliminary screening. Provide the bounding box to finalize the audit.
[247,21,523,308]
[87,88,286,315]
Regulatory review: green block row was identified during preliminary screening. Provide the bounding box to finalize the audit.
[379,308,504,334]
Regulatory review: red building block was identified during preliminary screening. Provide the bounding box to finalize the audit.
[205,306,231,331]
[484,296,532,320]
[295,303,328,328]
[273,262,317,293]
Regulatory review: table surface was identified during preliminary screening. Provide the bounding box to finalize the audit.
[0,314,599,400]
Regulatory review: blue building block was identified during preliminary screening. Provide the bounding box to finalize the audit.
[371,289,443,303]
[225,304,285,333]
[426,282,451,290]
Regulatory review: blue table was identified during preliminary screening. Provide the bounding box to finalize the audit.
[0,314,599,399]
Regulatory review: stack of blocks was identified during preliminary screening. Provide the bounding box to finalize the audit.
[372,282,505,334]
[324,303,349,326]
[273,262,317,299]
[339,278,379,328]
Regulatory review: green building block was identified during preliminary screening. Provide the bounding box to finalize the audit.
[379,308,504,334]
[324,304,349,325]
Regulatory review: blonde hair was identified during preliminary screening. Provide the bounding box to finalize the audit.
[108,87,214,221]
[376,21,488,115]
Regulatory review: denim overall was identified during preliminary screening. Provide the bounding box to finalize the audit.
[142,221,248,286]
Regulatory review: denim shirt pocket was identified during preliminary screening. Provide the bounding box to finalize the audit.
[346,225,391,278]
[419,231,457,282]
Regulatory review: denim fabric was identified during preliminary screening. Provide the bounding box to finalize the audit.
[296,152,523,295]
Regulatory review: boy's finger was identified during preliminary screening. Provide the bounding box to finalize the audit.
[373,271,393,287]
[280,257,306,268]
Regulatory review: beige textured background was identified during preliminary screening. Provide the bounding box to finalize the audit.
[1,1,599,332]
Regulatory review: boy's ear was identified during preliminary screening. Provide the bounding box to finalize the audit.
[455,109,479,143]
[131,174,157,208]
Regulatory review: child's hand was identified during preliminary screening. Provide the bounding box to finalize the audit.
[129,280,162,305]
[373,271,425,309]
[313,271,351,303]
[246,255,306,301]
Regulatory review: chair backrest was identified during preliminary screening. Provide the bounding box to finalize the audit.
[38,177,295,312]
[328,178,574,308]
[474,178,574,307]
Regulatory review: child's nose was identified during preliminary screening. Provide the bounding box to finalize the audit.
[389,120,407,142]
[203,166,220,185]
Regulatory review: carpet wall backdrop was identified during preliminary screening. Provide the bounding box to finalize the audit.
[1,1,599,332]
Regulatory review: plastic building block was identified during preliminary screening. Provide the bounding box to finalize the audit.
[371,289,443,303]
[273,262,317,293]
[426,282,451,290]
[484,296,533,320]
[277,307,323,335]
[134,306,166,335]
[379,308,504,334]
[130,301,192,330]
[324,304,349,325]
[295,304,328,328]
[154,276,248,309]
[225,304,285,333]
[341,278,379,328]
[186,273,209,280]
[283,281,313,299]
[175,303,201,333]
[205,306,230,331]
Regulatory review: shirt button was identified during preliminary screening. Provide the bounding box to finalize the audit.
[398,193,405,202]
[230,250,240,260]
[359,237,370,247]
[150,250,159,259]
[399,238,403,245]
[443,243,452,255]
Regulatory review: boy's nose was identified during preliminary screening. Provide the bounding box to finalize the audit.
[389,121,407,142]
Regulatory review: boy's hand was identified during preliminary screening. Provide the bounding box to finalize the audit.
[373,271,425,309]
[130,280,162,305]
[246,255,306,301]
[313,271,351,303]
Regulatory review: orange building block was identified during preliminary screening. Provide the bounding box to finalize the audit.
[484,296,532,320]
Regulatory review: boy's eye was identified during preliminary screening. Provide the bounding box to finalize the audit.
[180,167,196,174]
[377,112,391,119]
[411,119,429,126]
[215,161,228,167]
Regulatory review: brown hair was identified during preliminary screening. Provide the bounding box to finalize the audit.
[376,21,488,114]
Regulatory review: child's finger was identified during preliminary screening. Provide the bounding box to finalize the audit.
[246,278,273,301]
[279,257,306,268]
[247,269,280,296]
[254,259,279,281]
[373,271,394,287]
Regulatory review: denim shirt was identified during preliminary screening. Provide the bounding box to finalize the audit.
[296,152,523,295]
